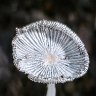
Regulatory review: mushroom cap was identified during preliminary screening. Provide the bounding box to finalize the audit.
[12,20,89,84]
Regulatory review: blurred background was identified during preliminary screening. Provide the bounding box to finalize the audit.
[0,0,96,96]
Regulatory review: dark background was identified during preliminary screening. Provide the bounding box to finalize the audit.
[0,0,96,96]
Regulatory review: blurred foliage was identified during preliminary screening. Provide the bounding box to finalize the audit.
[0,0,96,96]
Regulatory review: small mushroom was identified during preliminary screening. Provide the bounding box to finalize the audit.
[12,20,89,96]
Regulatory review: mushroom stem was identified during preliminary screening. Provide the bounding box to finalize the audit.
[46,84,56,96]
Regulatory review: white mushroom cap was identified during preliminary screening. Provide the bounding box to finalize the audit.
[12,20,89,84]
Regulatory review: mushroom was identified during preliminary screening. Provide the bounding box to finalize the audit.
[12,20,89,96]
